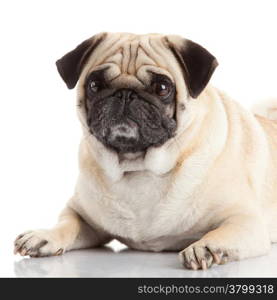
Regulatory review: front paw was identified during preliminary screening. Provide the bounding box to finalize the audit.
[179,240,230,270]
[14,230,64,258]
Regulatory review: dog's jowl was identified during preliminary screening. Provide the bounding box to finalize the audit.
[14,33,277,270]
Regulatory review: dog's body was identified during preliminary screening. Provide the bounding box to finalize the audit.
[73,87,277,250]
[14,33,277,270]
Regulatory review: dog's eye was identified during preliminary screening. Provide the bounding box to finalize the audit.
[152,82,171,98]
[89,80,99,93]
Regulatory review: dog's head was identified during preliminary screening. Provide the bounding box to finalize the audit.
[56,33,218,153]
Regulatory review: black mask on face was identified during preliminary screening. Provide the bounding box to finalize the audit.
[85,70,177,153]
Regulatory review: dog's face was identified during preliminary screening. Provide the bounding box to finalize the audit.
[83,67,177,153]
[56,33,218,153]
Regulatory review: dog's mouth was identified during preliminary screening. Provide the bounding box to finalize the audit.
[88,107,177,153]
[86,87,177,153]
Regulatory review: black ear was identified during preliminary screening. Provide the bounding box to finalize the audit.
[56,33,106,89]
[167,38,218,98]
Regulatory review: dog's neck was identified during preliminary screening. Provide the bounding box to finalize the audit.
[82,133,180,181]
[118,151,145,162]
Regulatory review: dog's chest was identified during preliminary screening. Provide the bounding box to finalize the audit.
[77,170,175,242]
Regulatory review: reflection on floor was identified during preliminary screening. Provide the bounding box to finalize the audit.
[13,241,277,277]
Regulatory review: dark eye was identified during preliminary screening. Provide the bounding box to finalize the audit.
[89,80,99,93]
[152,82,171,97]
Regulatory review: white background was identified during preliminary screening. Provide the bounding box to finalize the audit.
[1,0,277,277]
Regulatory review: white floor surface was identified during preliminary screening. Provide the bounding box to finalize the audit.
[2,241,277,277]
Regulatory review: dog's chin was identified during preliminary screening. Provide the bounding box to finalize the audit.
[105,123,147,154]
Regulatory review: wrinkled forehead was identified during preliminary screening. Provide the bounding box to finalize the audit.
[79,33,182,88]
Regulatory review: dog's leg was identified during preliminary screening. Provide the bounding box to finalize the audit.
[179,214,271,270]
[14,206,111,257]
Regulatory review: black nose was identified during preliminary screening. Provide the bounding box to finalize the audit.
[113,89,137,102]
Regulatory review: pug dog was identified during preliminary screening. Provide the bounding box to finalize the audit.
[14,33,277,270]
